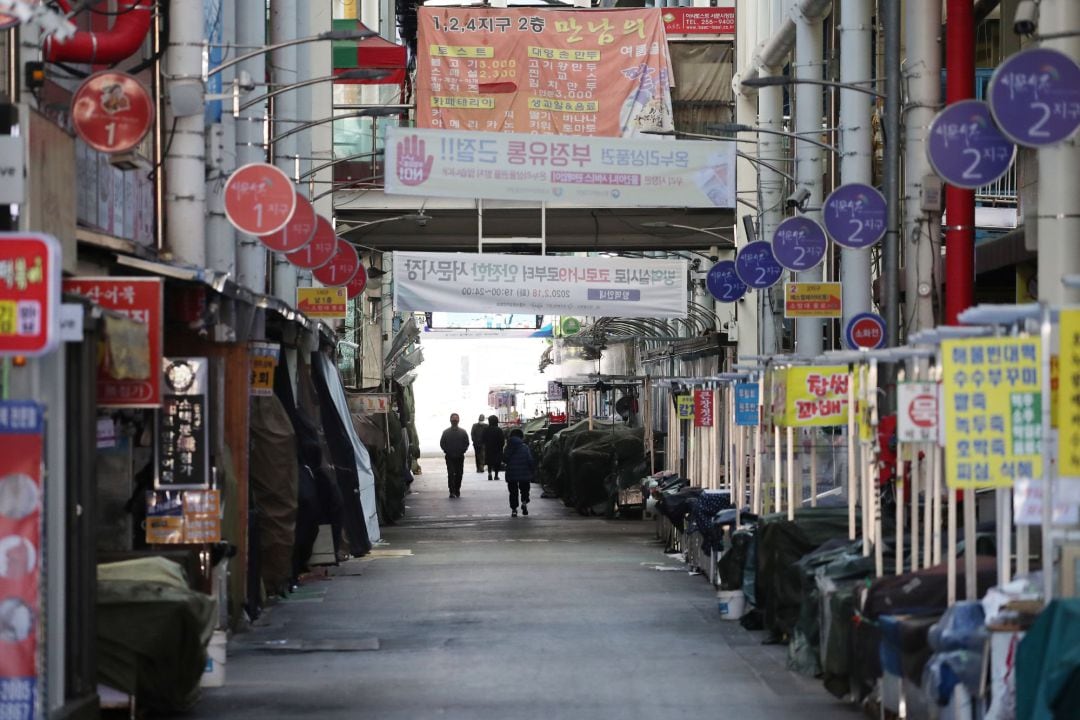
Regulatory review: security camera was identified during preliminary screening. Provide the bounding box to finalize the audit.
[786,187,811,210]
[1014,0,1038,35]
[236,70,256,93]
[415,215,429,228]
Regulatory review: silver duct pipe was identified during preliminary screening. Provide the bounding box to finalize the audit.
[271,0,299,302]
[235,0,268,293]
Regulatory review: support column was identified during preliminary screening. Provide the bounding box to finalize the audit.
[295,0,315,290]
[271,0,299,303]
[235,0,268,293]
[733,0,760,358]
[206,0,237,276]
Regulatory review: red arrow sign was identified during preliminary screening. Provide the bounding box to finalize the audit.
[224,163,297,237]
[71,71,154,154]
[313,240,360,287]
[285,216,336,269]
[344,265,368,299]
[260,194,316,253]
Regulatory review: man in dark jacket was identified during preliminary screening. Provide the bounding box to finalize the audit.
[503,428,534,517]
[439,413,470,498]
[470,414,487,473]
[481,415,505,481]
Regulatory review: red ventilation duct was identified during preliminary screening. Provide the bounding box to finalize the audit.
[45,0,153,66]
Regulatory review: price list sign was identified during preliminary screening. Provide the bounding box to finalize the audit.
[941,337,1041,489]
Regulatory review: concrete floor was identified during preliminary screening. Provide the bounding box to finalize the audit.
[190,459,859,720]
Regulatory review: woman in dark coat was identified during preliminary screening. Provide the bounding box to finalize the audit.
[481,415,505,481]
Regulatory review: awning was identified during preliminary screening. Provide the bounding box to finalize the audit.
[332,20,407,85]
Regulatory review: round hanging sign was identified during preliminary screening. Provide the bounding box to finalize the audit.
[772,216,828,272]
[927,100,1016,189]
[822,184,888,249]
[706,260,747,302]
[71,71,154,154]
[734,241,784,290]
[988,47,1080,147]
[224,163,297,237]
[285,216,336,269]
[312,239,361,287]
[260,194,316,254]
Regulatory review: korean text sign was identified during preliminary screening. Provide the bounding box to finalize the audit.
[941,337,1041,490]
[393,251,687,319]
[416,7,674,137]
[0,233,61,357]
[734,382,759,426]
[897,382,939,443]
[0,402,44,720]
[385,126,736,208]
[1059,310,1080,477]
[296,287,347,319]
[249,342,279,398]
[62,277,163,407]
[693,389,713,428]
[157,358,210,490]
[779,366,852,427]
[676,394,694,420]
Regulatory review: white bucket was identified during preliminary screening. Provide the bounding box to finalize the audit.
[201,630,227,687]
[716,590,746,620]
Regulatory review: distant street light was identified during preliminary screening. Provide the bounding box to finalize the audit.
[739,75,886,99]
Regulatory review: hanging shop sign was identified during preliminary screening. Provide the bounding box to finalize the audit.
[927,100,1016,189]
[345,265,368,299]
[156,357,210,490]
[988,47,1080,148]
[706,259,747,303]
[0,401,43,720]
[777,366,852,427]
[822,183,887,249]
[145,489,221,544]
[734,382,759,426]
[223,163,297,237]
[311,239,361,287]
[734,240,784,290]
[560,316,581,336]
[347,394,392,414]
[897,381,939,443]
[844,311,886,350]
[693,389,714,428]
[772,216,828,272]
[285,216,337,270]
[941,337,1041,490]
[71,71,154,154]
[384,126,735,208]
[249,342,279,398]
[1058,309,1080,477]
[296,287,347,319]
[63,277,163,407]
[660,6,735,36]
[0,233,60,357]
[547,381,565,401]
[393,250,687,318]
[415,6,674,137]
[676,394,694,420]
[260,194,316,254]
[784,282,842,319]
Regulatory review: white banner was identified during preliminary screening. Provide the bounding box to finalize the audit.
[384,126,735,208]
[393,251,687,318]
[897,382,939,443]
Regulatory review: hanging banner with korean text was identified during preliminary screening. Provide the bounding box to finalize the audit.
[734,382,759,426]
[393,251,687,318]
[249,342,279,398]
[778,366,853,427]
[156,357,210,490]
[693,389,713,428]
[145,489,222,544]
[676,394,694,420]
[1058,310,1080,477]
[63,277,163,407]
[783,282,842,319]
[941,337,1041,490]
[898,382,939,443]
[416,7,673,137]
[385,126,735,208]
[0,402,43,720]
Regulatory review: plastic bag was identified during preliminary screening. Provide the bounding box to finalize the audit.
[928,600,986,653]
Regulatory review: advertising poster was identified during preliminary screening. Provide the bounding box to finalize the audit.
[249,342,280,398]
[734,382,759,426]
[416,6,674,137]
[693,389,713,428]
[157,358,210,490]
[778,366,852,427]
[0,234,61,358]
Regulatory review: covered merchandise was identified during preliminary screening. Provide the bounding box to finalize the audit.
[351,408,409,524]
[538,420,651,515]
[1016,599,1080,720]
[249,394,299,595]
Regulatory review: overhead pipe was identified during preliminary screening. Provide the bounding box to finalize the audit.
[45,0,152,65]
[235,0,269,293]
[944,0,975,324]
[271,0,300,303]
[739,0,833,90]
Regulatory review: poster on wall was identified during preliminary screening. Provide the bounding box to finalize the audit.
[416,6,674,137]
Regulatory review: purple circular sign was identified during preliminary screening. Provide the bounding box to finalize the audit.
[823,184,887,249]
[735,241,784,290]
[927,100,1016,189]
[988,47,1080,148]
[706,260,748,302]
[772,216,828,272]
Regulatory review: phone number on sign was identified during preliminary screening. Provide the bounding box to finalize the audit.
[461,287,571,298]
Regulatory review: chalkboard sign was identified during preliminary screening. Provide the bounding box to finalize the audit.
[155,357,210,490]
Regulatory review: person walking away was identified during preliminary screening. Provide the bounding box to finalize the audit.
[470,414,487,473]
[440,413,470,498]
[504,428,534,517]
[482,415,505,481]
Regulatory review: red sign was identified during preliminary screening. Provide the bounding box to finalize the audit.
[694,389,714,428]
[0,233,61,357]
[286,216,336,270]
[63,277,163,407]
[0,401,44,717]
[661,7,736,35]
[847,313,886,350]
[312,240,360,287]
[224,163,297,237]
[260,194,316,254]
[345,264,368,299]
[71,71,154,154]
[908,394,938,428]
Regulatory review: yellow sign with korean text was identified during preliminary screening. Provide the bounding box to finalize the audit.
[1058,311,1080,476]
[249,342,280,397]
[783,282,843,319]
[941,337,1041,489]
[676,394,694,420]
[779,365,853,427]
[296,287,347,319]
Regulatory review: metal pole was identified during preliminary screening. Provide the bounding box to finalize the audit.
[944,0,976,324]
[294,0,314,290]
[236,0,269,293]
[896,435,905,574]
[882,0,902,404]
[271,0,299,302]
[206,0,237,276]
[774,424,782,514]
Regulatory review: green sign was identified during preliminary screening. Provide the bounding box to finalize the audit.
[561,316,581,336]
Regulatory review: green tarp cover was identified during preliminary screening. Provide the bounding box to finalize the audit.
[1017,599,1080,720]
[250,395,299,594]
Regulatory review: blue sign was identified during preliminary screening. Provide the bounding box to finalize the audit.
[844,312,886,350]
[735,241,784,289]
[772,216,828,271]
[988,47,1080,147]
[706,260,747,302]
[0,401,44,434]
[822,183,887,249]
[927,100,1016,189]
[734,383,759,426]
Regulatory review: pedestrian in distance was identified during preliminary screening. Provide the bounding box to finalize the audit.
[504,428,534,517]
[470,413,487,473]
[440,413,470,499]
[481,415,505,481]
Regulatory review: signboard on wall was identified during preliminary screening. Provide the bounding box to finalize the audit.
[660,7,735,36]
[156,357,210,490]
[249,342,279,397]
[0,233,61,357]
[385,126,735,208]
[783,282,842,319]
[296,287,347,319]
[416,6,674,137]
